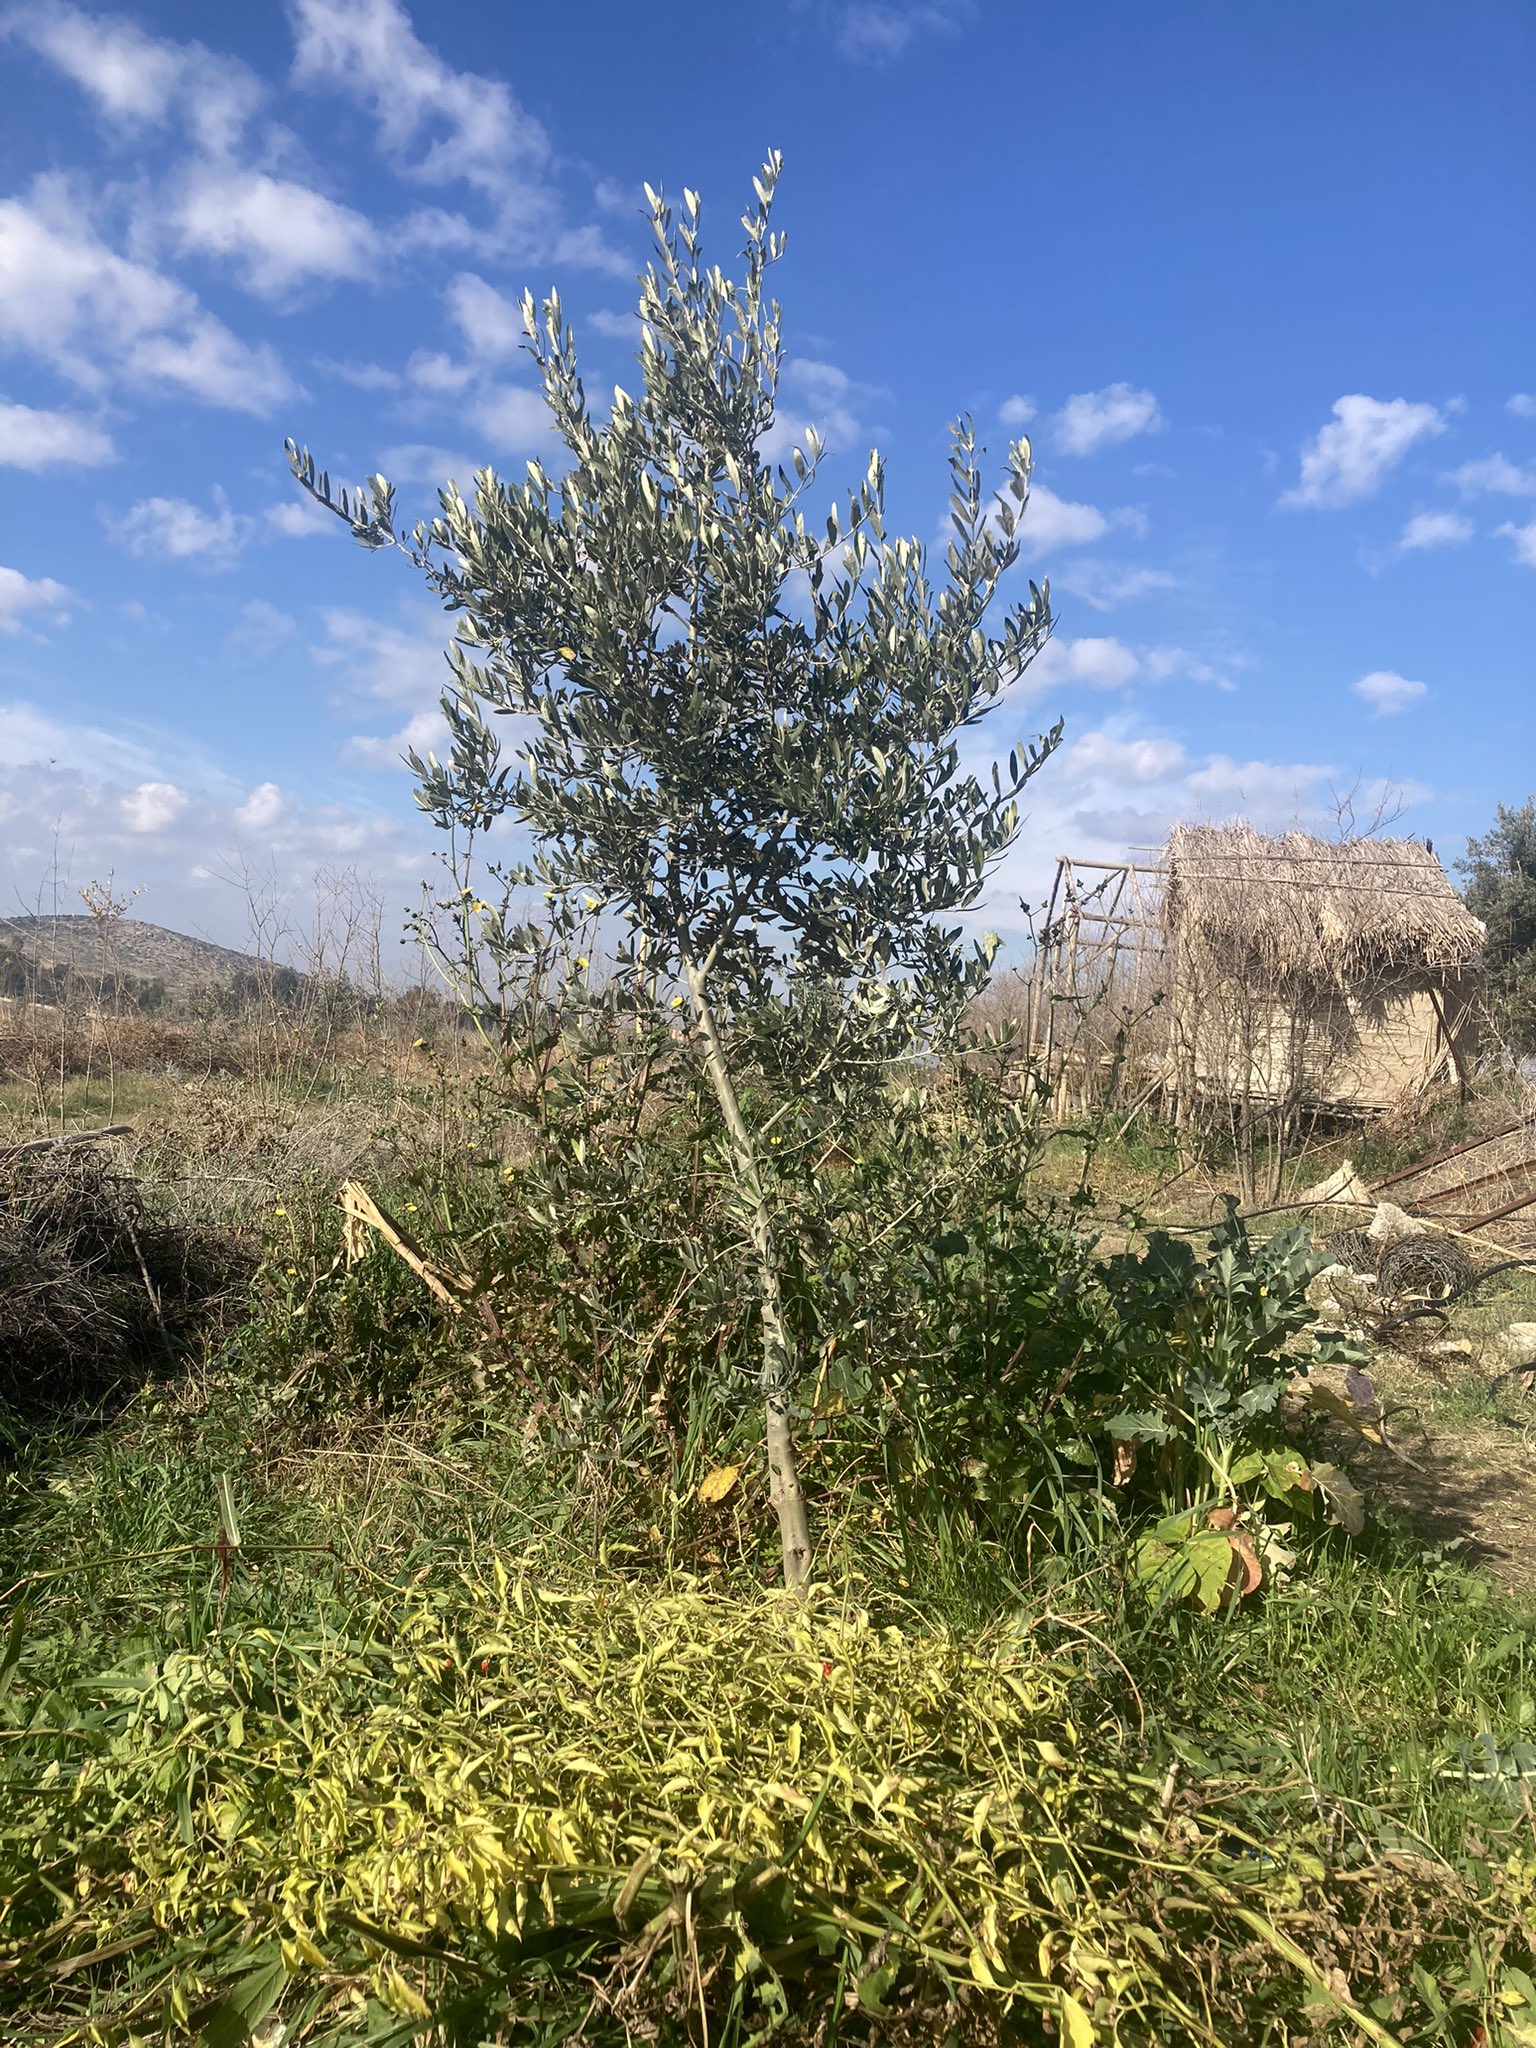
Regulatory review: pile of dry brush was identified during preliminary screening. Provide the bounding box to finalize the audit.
[0,1140,251,1428]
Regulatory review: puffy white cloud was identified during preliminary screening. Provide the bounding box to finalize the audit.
[172,170,380,297]
[1447,452,1536,497]
[1352,668,1427,715]
[1139,645,1242,691]
[0,181,292,411]
[377,442,482,488]
[445,270,525,357]
[1496,519,1536,568]
[1015,482,1143,554]
[1052,383,1163,456]
[1064,732,1187,784]
[0,699,431,945]
[1281,395,1444,509]
[345,709,447,767]
[121,780,190,832]
[1053,561,1178,612]
[0,564,72,633]
[2,2,261,152]
[998,393,1036,428]
[550,222,631,277]
[1508,393,1536,419]
[1024,635,1140,692]
[834,2,974,62]
[109,494,246,563]
[760,358,872,462]
[588,307,637,340]
[0,396,113,468]
[404,348,475,394]
[1397,509,1473,550]
[472,384,549,452]
[289,0,551,199]
[312,604,456,711]
[235,781,286,829]
[1183,753,1337,820]
[264,494,338,539]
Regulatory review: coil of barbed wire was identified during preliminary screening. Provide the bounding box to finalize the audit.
[1322,1226,1379,1276]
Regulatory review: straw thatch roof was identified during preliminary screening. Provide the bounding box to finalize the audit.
[1161,824,1484,982]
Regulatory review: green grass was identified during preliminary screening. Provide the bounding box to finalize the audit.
[4,1061,1536,2042]
[3,1346,1535,2044]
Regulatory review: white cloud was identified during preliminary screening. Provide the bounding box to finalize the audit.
[1139,645,1242,691]
[834,2,973,62]
[289,0,551,199]
[760,358,872,462]
[1053,561,1178,612]
[1508,393,1536,419]
[1397,509,1473,551]
[313,605,456,711]
[314,356,401,391]
[172,170,380,297]
[228,601,295,658]
[0,181,292,411]
[121,780,190,832]
[0,700,430,943]
[964,718,1364,919]
[377,442,483,488]
[0,396,114,468]
[1352,668,1427,715]
[1447,453,1536,497]
[345,708,446,766]
[1281,394,1444,509]
[1025,634,1140,692]
[1064,732,1187,784]
[473,384,549,452]
[406,349,475,394]
[998,393,1036,428]
[264,494,337,539]
[445,271,525,357]
[235,781,286,829]
[1052,382,1163,456]
[0,564,72,634]
[3,2,261,152]
[588,308,637,341]
[1183,754,1337,821]
[109,493,246,563]
[1015,481,1143,554]
[1496,519,1536,568]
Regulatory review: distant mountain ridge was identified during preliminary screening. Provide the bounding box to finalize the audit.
[0,915,271,996]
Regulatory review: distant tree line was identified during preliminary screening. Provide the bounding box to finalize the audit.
[0,943,462,1034]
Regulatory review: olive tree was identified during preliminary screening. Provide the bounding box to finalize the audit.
[1459,797,1536,1056]
[287,156,1058,1589]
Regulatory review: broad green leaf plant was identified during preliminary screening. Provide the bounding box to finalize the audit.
[286,156,1059,1589]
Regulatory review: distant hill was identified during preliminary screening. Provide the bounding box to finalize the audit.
[0,915,272,999]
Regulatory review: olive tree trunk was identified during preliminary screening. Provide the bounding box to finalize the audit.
[683,959,813,1592]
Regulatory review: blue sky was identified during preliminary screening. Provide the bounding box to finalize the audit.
[0,0,1532,954]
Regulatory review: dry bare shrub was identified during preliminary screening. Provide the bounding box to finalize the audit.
[0,1144,250,1428]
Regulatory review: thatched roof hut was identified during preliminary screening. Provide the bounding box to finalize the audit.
[1162,824,1484,981]
[1161,825,1484,1112]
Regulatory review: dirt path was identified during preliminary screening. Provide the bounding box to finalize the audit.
[1328,1345,1536,1598]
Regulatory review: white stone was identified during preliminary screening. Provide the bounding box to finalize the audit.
[1366,1201,1428,1248]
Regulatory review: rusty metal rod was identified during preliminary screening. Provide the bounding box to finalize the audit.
[1413,1159,1536,1207]
[1372,1112,1536,1190]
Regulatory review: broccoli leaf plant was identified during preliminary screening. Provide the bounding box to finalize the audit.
[1090,1205,1370,1610]
[284,156,1059,1589]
